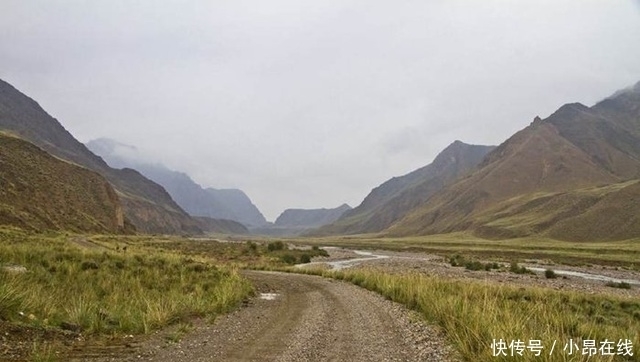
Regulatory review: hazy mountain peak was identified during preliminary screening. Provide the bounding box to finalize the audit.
[386,81,640,240]
[87,138,267,227]
[311,140,495,235]
[274,204,352,228]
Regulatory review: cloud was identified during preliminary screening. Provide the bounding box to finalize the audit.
[1,0,640,220]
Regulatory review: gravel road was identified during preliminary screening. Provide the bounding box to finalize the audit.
[83,271,455,362]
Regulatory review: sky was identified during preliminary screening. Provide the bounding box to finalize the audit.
[1,1,640,221]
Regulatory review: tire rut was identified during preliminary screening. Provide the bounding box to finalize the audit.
[82,271,455,362]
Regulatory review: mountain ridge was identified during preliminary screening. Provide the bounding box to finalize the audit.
[0,78,201,234]
[386,82,640,240]
[275,203,352,228]
[312,141,496,235]
[86,138,267,227]
[0,132,127,233]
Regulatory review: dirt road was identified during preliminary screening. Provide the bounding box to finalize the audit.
[86,271,453,362]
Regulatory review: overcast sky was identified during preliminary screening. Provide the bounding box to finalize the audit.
[2,1,640,221]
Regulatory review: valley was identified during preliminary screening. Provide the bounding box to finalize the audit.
[2,231,639,361]
[1,20,640,362]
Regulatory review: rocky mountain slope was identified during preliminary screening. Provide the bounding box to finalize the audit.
[193,216,249,235]
[313,141,495,235]
[0,133,126,233]
[251,204,351,236]
[0,78,199,234]
[86,138,267,227]
[275,204,352,228]
[388,82,640,241]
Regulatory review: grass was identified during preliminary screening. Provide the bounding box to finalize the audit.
[4,228,640,361]
[289,266,640,362]
[29,342,58,362]
[0,230,252,336]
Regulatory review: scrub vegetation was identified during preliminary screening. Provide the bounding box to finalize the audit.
[3,228,639,362]
[0,229,252,336]
[294,233,640,270]
[289,266,640,362]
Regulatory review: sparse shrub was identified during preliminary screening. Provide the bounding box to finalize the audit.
[449,254,464,267]
[545,269,557,279]
[451,255,499,272]
[267,241,285,252]
[247,242,258,252]
[279,253,297,265]
[310,245,329,257]
[464,261,485,271]
[299,254,312,264]
[606,281,632,289]
[509,261,530,275]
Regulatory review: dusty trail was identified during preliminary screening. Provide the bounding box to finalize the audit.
[84,271,452,362]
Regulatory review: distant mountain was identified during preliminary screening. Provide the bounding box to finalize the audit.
[251,204,351,236]
[275,204,352,228]
[0,133,127,233]
[0,78,199,234]
[387,81,640,241]
[193,217,249,235]
[86,138,267,227]
[313,141,495,235]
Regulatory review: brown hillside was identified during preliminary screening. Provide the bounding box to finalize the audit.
[0,78,200,234]
[194,217,250,235]
[471,180,640,241]
[0,133,126,233]
[388,82,640,240]
[312,141,495,235]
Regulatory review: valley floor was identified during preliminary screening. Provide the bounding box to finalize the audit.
[3,233,639,361]
[303,248,640,299]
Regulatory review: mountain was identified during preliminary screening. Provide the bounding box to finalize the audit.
[387,81,640,240]
[313,141,495,235]
[275,204,352,228]
[0,133,126,233]
[193,217,249,235]
[0,78,200,234]
[86,138,267,227]
[252,204,352,236]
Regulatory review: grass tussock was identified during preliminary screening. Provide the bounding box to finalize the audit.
[287,267,640,362]
[606,281,632,290]
[0,232,252,335]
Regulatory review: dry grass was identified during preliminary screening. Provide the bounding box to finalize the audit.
[0,230,252,336]
[286,266,640,362]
